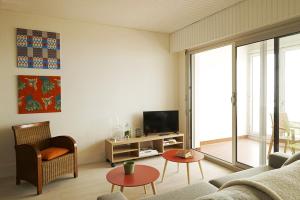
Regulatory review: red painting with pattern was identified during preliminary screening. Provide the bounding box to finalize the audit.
[18,75,61,114]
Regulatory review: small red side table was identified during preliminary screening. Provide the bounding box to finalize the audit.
[161,149,204,184]
[106,164,160,195]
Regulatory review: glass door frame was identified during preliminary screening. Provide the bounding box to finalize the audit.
[234,39,273,168]
[188,43,236,164]
[234,32,300,168]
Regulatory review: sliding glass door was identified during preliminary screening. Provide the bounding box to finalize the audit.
[278,33,300,155]
[192,45,233,163]
[189,30,300,168]
[236,40,274,167]
[236,33,300,167]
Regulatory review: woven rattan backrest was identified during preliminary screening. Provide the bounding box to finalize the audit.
[12,121,51,149]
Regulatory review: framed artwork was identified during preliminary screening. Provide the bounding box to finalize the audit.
[18,75,61,114]
[16,28,61,69]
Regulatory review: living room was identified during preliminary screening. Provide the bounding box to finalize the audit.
[1,0,300,200]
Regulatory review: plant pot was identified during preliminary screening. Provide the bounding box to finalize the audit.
[123,161,135,175]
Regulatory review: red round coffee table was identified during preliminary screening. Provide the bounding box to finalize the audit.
[106,164,160,195]
[161,149,204,184]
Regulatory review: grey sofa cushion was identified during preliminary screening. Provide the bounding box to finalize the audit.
[209,166,272,188]
[282,152,300,166]
[141,181,218,200]
[97,192,128,200]
[269,152,290,168]
[195,185,273,200]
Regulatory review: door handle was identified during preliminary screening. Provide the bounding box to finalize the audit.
[231,93,236,106]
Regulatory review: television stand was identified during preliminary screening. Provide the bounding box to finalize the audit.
[158,133,170,136]
[105,133,184,167]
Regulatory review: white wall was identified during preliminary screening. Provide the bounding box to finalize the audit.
[0,10,179,178]
[171,0,300,52]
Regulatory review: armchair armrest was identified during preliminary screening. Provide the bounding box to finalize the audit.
[15,144,42,185]
[268,152,290,169]
[15,144,41,162]
[50,136,77,153]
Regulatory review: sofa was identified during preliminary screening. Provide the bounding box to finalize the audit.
[98,152,298,200]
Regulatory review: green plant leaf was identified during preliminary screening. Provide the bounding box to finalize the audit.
[40,77,55,94]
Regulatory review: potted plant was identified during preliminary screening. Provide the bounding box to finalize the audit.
[123,161,135,175]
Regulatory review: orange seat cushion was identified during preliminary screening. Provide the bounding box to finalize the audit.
[41,147,70,161]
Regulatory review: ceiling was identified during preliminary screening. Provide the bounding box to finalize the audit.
[0,0,244,33]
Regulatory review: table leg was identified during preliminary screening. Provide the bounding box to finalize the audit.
[111,184,115,193]
[144,185,147,194]
[151,182,157,195]
[198,161,204,179]
[120,186,124,192]
[186,163,190,184]
[161,160,168,182]
[177,163,179,172]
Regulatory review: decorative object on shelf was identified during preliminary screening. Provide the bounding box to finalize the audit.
[123,161,135,175]
[111,117,124,141]
[16,28,60,69]
[139,149,159,157]
[124,123,131,138]
[135,128,143,137]
[163,138,177,145]
[111,128,123,141]
[176,149,193,159]
[17,75,61,114]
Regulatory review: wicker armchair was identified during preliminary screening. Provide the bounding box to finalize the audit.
[12,121,78,194]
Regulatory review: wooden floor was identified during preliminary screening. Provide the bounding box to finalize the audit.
[0,156,233,200]
[201,138,296,166]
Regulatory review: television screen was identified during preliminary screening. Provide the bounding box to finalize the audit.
[143,110,179,134]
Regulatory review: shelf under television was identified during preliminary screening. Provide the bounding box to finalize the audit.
[113,154,140,163]
[113,147,139,154]
[164,146,183,151]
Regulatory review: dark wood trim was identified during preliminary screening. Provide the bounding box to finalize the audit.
[37,154,42,195]
[12,121,50,130]
[51,136,76,152]
[274,38,280,152]
[74,143,78,178]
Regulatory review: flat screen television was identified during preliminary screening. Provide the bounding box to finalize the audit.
[143,110,179,135]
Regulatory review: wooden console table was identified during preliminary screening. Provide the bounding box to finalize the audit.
[105,133,184,167]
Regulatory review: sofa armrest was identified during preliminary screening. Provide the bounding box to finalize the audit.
[50,136,77,152]
[97,192,128,200]
[268,152,290,169]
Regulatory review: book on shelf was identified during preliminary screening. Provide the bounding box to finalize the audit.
[176,150,193,158]
[163,138,177,145]
[139,149,159,157]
